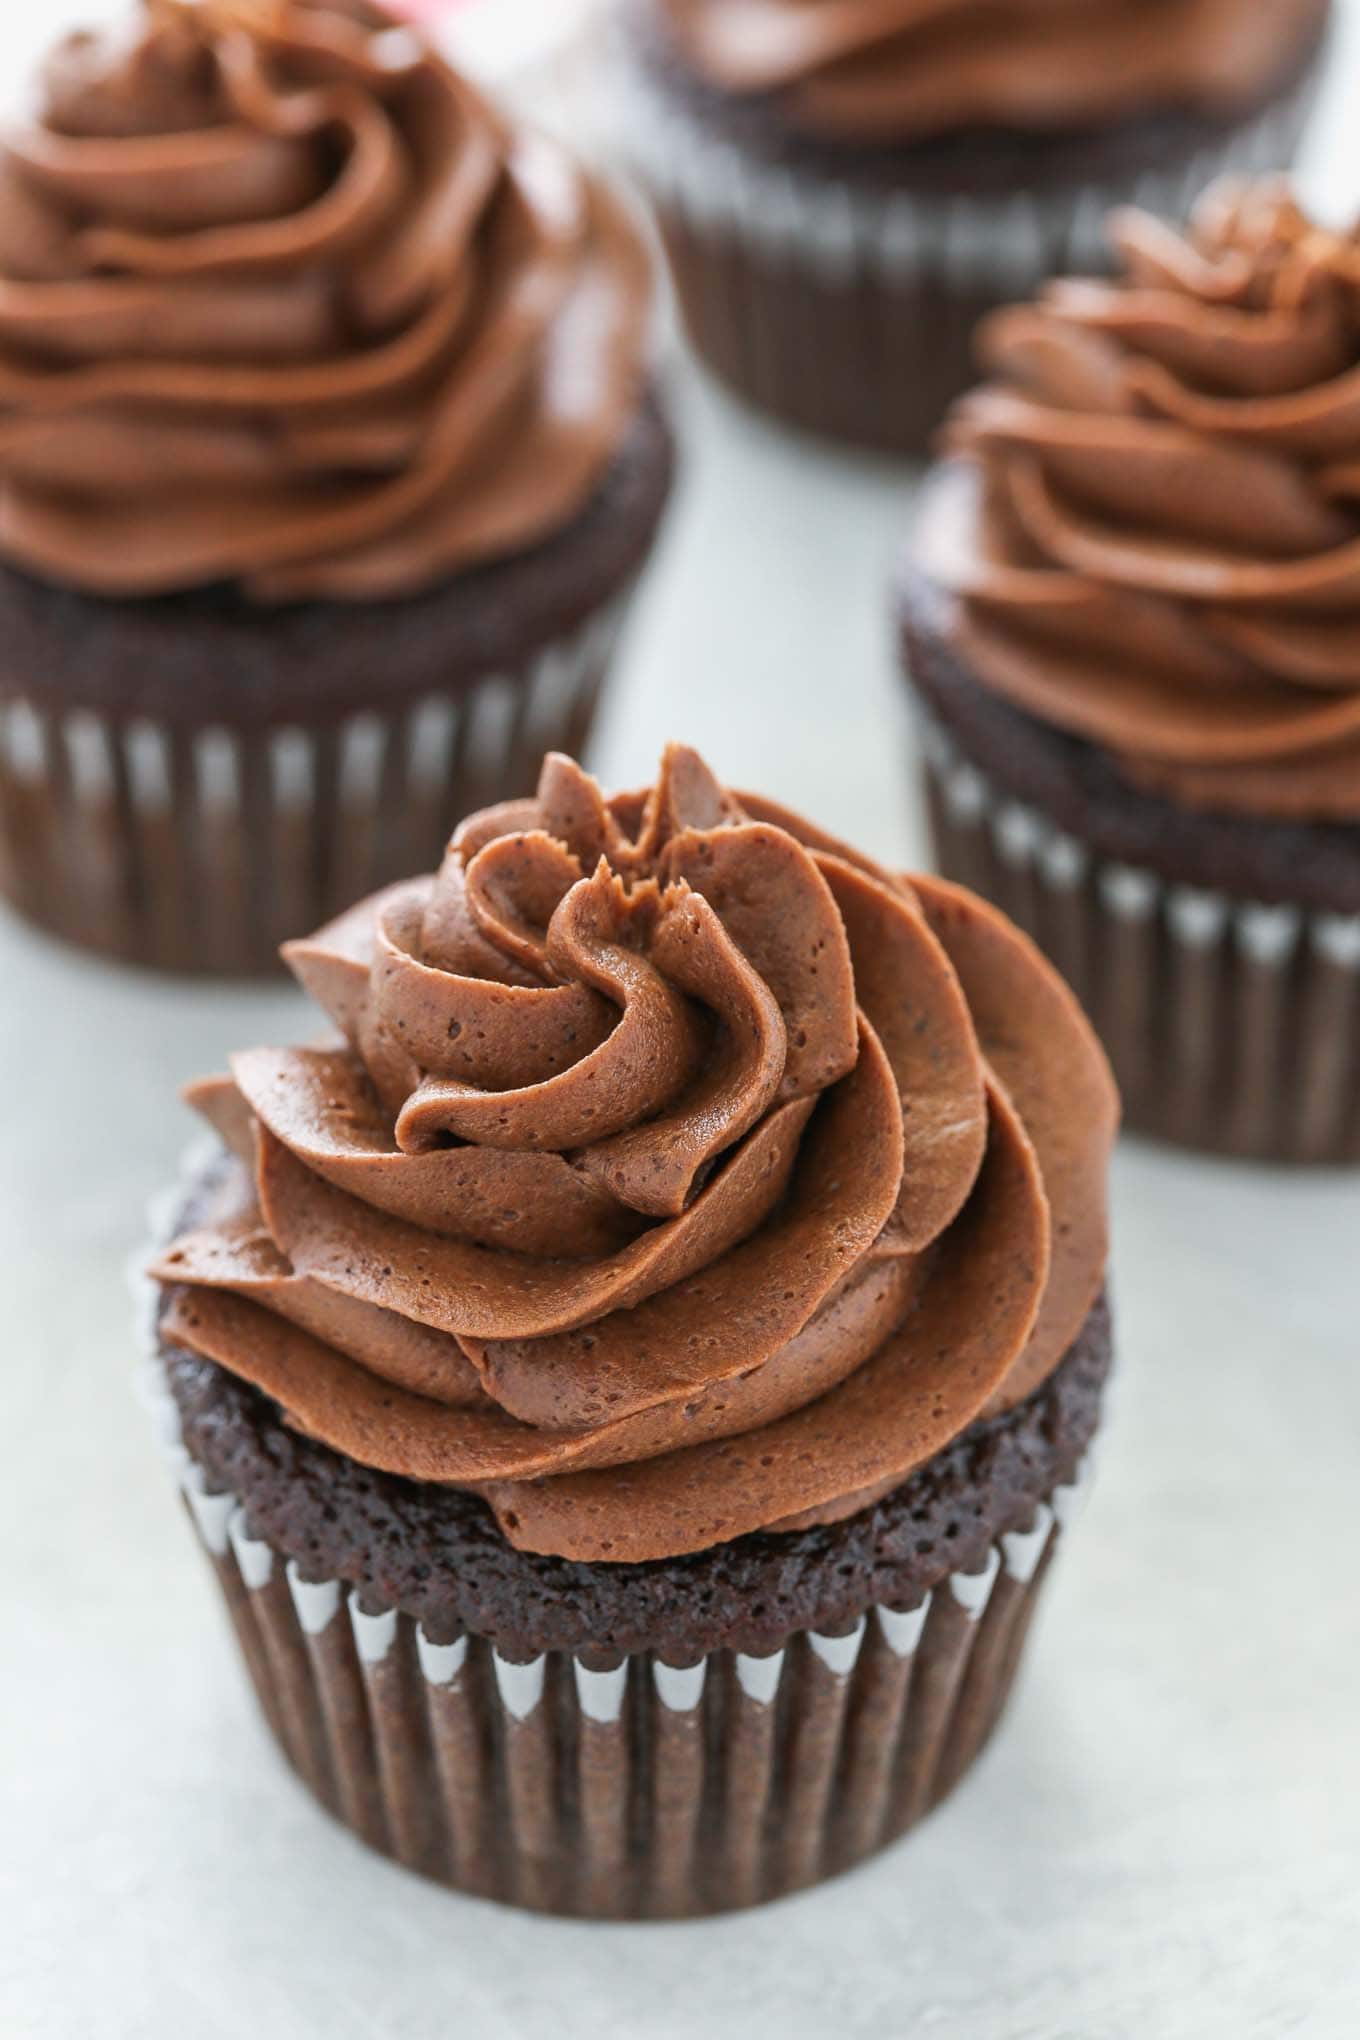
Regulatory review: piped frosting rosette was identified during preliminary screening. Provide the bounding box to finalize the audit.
[153,746,1116,1564]
[655,0,1325,141]
[920,178,1360,821]
[0,0,650,600]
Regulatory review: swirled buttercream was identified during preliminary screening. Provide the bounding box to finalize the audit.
[152,744,1116,1563]
[653,0,1326,143]
[0,0,652,599]
[917,179,1360,821]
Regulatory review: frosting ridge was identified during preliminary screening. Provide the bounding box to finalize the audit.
[918,178,1360,821]
[654,0,1326,143]
[153,744,1116,1563]
[0,0,652,600]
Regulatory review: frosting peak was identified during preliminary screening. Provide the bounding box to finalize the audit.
[919,179,1360,821]
[655,0,1326,143]
[0,0,652,600]
[153,746,1116,1563]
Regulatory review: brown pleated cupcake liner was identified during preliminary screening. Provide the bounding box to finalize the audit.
[915,710,1360,1165]
[0,592,628,977]
[131,1235,1094,1919]
[618,54,1320,455]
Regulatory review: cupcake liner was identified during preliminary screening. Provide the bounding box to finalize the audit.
[916,709,1360,1164]
[0,591,629,977]
[132,1170,1095,1919]
[617,51,1320,453]
[159,1440,1088,1918]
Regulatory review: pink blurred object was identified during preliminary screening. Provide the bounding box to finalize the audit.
[384,1,476,19]
[385,0,600,36]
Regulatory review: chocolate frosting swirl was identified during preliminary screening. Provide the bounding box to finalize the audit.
[655,0,1326,143]
[0,0,652,600]
[152,745,1116,1564]
[917,180,1360,822]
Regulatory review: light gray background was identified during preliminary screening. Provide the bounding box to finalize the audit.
[4,6,1360,2036]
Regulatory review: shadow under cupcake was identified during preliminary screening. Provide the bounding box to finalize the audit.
[616,0,1331,456]
[0,0,674,975]
[900,179,1360,1164]
[143,742,1118,1917]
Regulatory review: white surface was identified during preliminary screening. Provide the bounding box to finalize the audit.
[5,8,1360,2037]
[0,0,606,89]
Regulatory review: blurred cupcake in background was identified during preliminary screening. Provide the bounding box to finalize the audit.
[901,178,1360,1163]
[616,0,1332,455]
[0,0,674,975]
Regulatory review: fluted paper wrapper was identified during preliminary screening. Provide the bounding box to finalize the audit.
[166,1448,1089,1918]
[917,712,1360,1165]
[132,1217,1093,1918]
[0,593,628,976]
[618,55,1319,455]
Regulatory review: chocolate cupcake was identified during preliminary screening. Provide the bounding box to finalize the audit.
[0,1,673,975]
[901,180,1360,1163]
[616,0,1330,455]
[141,742,1117,1917]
